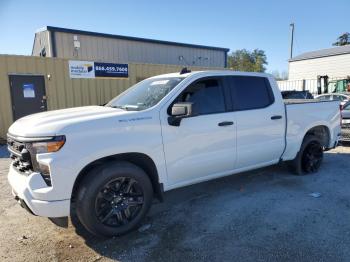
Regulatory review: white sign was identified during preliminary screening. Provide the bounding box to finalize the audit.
[23,83,35,98]
[69,60,95,78]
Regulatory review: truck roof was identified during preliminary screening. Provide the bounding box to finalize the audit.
[150,70,273,79]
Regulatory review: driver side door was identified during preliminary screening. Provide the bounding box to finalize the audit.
[160,76,237,187]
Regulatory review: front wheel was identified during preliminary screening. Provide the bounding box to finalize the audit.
[289,135,324,175]
[75,161,153,237]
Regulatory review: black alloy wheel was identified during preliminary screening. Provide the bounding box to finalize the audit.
[301,141,323,173]
[289,135,324,175]
[95,177,144,226]
[75,161,153,237]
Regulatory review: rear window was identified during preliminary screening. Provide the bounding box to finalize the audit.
[336,95,348,101]
[229,76,274,111]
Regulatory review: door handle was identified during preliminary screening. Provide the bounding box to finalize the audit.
[218,121,234,126]
[271,115,282,120]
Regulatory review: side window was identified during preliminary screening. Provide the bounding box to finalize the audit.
[174,78,226,116]
[339,95,347,101]
[229,76,274,110]
[319,95,331,101]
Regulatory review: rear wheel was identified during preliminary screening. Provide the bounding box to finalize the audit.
[289,135,324,175]
[75,161,153,237]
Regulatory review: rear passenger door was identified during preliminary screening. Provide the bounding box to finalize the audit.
[228,76,285,169]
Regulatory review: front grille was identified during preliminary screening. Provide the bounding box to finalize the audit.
[7,137,33,174]
[341,123,350,141]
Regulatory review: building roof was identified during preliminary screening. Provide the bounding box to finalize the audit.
[39,26,230,53]
[289,45,350,62]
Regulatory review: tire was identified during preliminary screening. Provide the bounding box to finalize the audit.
[289,135,324,175]
[75,161,153,237]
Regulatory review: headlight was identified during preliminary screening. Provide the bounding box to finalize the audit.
[25,135,65,186]
[28,135,66,154]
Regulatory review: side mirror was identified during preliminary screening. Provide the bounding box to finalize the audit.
[168,102,192,126]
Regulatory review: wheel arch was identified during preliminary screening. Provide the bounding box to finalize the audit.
[71,152,164,205]
[303,125,331,148]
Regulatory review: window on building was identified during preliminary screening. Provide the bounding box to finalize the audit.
[40,47,46,57]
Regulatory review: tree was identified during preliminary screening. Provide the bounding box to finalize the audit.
[333,32,350,46]
[271,70,288,80]
[227,49,268,72]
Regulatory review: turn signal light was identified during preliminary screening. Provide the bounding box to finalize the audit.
[28,136,66,154]
[47,140,65,152]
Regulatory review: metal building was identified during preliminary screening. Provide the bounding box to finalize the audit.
[288,45,350,80]
[32,26,229,68]
[0,55,212,139]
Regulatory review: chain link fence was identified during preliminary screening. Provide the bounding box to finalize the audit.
[277,79,318,95]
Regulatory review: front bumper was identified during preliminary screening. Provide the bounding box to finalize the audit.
[8,165,70,217]
[340,121,350,141]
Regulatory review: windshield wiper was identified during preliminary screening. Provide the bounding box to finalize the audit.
[109,105,126,110]
[109,105,140,111]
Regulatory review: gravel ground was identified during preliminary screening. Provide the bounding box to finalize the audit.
[0,144,350,261]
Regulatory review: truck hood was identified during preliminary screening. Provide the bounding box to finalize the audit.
[8,106,128,137]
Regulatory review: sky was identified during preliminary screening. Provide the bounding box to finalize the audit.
[0,0,348,73]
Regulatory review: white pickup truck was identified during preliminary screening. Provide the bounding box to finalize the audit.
[7,70,341,237]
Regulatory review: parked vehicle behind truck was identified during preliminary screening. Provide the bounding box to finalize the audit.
[7,70,341,237]
[341,101,350,119]
[315,93,350,106]
[281,90,313,99]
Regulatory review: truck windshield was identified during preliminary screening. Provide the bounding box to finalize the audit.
[106,77,184,111]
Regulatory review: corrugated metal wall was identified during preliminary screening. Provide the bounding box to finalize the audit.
[277,79,319,94]
[289,54,350,80]
[0,55,211,139]
[32,31,51,57]
[35,31,226,68]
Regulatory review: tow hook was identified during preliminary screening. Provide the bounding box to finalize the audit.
[14,196,36,216]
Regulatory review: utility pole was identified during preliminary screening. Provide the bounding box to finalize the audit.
[289,23,295,59]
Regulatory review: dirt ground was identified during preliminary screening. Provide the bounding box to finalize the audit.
[0,145,350,262]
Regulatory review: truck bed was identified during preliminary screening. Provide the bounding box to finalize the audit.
[282,99,340,161]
